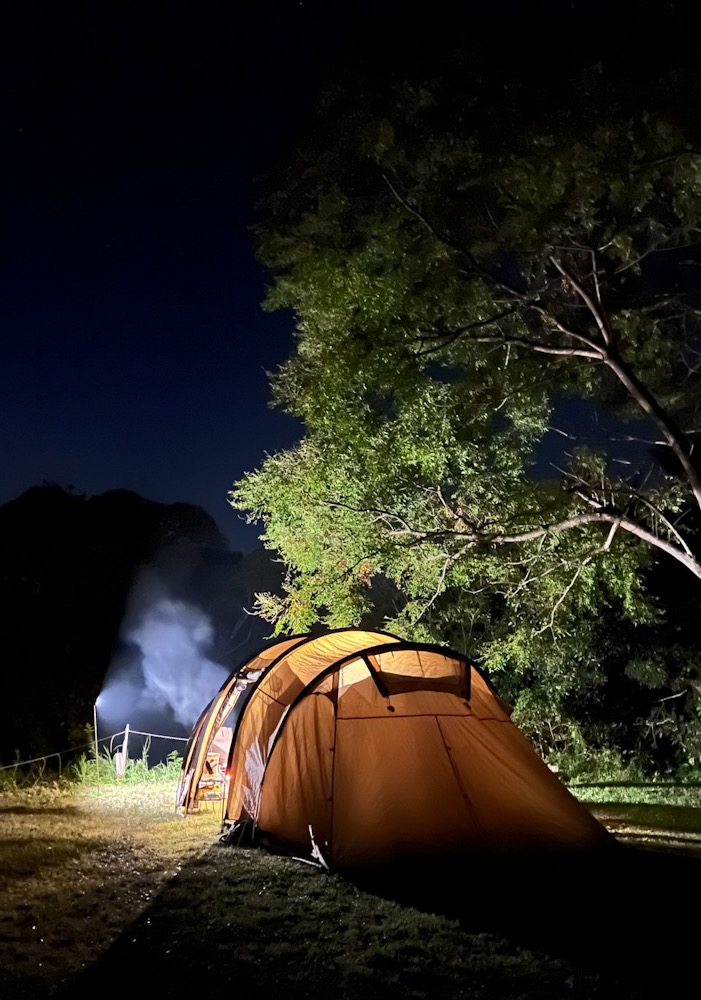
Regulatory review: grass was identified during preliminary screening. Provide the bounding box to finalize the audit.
[569,776,701,854]
[3,768,701,998]
[0,776,220,998]
[69,744,185,785]
[570,779,701,808]
[0,742,183,792]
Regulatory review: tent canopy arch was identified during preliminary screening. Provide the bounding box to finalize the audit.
[178,629,611,868]
[176,629,400,816]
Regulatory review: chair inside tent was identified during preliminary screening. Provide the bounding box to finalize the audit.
[176,629,611,869]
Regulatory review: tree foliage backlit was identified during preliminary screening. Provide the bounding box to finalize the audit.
[231,56,701,764]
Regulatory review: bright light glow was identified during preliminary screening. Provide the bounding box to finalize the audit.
[94,677,141,723]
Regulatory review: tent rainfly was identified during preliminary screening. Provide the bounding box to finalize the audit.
[176,629,611,868]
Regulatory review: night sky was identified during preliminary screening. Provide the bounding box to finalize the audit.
[1,3,368,551]
[1,2,665,553]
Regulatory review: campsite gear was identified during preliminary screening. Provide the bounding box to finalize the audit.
[177,629,611,868]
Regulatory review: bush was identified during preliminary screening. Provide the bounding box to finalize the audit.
[547,747,648,785]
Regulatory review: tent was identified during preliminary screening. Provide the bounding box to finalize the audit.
[177,628,611,868]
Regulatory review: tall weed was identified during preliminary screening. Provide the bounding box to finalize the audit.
[68,746,182,786]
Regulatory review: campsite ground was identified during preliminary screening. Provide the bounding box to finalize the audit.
[2,784,701,1000]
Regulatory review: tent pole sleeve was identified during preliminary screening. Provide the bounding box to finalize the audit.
[361,654,391,699]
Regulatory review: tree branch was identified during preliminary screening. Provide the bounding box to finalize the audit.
[471,332,601,359]
[603,348,701,512]
[549,254,613,346]
[389,511,701,580]
[382,172,527,300]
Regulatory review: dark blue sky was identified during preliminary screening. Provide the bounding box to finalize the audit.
[1,2,347,551]
[1,2,660,551]
[2,160,302,550]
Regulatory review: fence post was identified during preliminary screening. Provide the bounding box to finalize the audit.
[93,702,100,797]
[116,724,131,779]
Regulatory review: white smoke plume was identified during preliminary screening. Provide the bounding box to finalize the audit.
[99,565,229,731]
[127,597,228,727]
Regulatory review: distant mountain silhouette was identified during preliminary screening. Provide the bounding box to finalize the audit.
[0,484,283,763]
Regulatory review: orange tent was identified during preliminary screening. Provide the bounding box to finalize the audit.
[177,629,610,868]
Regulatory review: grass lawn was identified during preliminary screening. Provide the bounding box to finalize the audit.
[2,780,700,999]
[574,780,701,856]
[0,781,219,997]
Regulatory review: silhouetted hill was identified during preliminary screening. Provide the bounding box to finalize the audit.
[0,484,283,762]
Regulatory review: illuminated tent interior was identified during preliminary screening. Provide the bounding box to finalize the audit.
[176,629,611,868]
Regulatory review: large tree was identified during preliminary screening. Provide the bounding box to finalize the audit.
[231,50,701,761]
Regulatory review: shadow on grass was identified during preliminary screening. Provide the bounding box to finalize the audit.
[592,800,701,833]
[0,805,81,816]
[54,840,699,1000]
[0,836,109,883]
[349,844,700,997]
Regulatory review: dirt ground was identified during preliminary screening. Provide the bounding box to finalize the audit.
[2,785,700,1000]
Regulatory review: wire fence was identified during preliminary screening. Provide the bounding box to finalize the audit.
[0,728,188,773]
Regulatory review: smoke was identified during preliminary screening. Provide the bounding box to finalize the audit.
[127,597,228,727]
[99,566,228,731]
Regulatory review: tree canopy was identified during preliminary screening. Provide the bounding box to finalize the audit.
[231,48,701,767]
